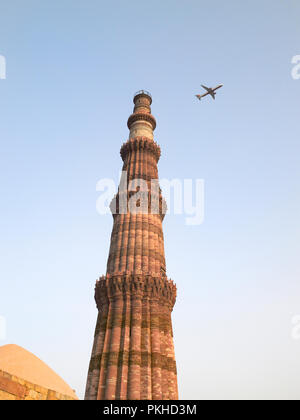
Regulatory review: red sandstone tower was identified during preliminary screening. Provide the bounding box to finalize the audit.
[85,91,178,400]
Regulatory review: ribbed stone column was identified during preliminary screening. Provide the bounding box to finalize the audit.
[85,91,178,400]
[150,299,162,399]
[116,293,131,399]
[127,296,142,399]
[104,296,123,399]
[140,297,151,399]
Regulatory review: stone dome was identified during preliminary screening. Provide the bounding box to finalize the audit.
[0,344,77,399]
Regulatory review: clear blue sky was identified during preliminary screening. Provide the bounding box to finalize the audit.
[0,0,300,399]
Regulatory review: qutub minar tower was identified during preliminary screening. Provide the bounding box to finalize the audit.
[85,91,178,400]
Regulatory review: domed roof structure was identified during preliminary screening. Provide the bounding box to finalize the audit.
[0,344,77,399]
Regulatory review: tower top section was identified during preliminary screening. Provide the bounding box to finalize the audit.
[127,90,156,139]
[133,90,152,104]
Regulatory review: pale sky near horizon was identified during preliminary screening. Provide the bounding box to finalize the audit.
[0,0,300,400]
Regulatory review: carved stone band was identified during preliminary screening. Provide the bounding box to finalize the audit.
[95,274,177,310]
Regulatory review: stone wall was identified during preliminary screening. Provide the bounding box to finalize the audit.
[0,369,77,400]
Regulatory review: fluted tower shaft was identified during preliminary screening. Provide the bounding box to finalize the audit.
[85,91,178,400]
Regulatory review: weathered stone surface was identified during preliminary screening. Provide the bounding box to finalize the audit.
[95,274,176,310]
[0,369,76,400]
[0,344,77,399]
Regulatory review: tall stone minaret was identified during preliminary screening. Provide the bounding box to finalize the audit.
[85,91,178,400]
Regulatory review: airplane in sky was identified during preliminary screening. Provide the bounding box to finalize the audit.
[195,84,223,101]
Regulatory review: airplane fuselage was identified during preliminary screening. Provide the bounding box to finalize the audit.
[196,84,223,100]
[209,84,223,93]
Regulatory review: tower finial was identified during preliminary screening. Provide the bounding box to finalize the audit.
[133,90,152,104]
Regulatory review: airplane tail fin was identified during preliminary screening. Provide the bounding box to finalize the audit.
[195,94,201,100]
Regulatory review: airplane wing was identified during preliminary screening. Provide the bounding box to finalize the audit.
[201,85,210,92]
[209,92,216,100]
